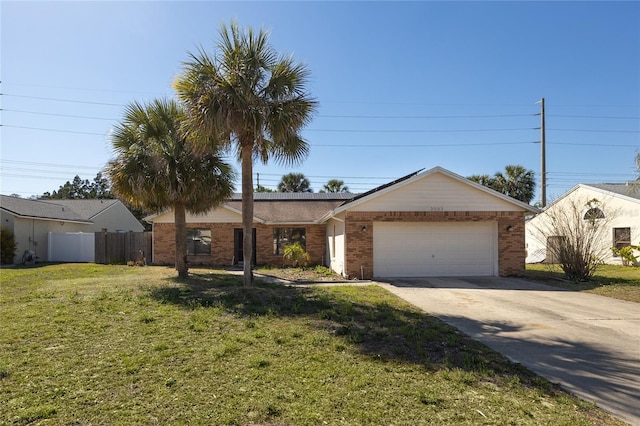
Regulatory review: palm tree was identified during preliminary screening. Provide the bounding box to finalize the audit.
[467,174,495,188]
[106,98,235,278]
[319,179,349,193]
[469,165,535,204]
[493,165,536,203]
[173,22,317,287]
[277,173,313,193]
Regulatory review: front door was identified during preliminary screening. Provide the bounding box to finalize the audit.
[234,228,256,265]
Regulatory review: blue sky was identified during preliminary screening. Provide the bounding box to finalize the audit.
[1,1,638,203]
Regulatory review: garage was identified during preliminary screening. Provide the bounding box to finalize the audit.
[373,221,497,277]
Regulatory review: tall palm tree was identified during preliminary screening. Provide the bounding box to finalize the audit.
[174,22,317,287]
[106,98,235,278]
[277,173,313,193]
[320,179,349,193]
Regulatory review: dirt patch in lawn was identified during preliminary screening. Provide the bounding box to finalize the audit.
[254,265,351,283]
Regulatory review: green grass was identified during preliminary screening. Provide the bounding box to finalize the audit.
[526,264,640,303]
[0,264,624,425]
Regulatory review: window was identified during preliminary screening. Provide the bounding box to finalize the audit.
[187,229,211,256]
[613,227,631,255]
[273,228,306,255]
[583,207,605,220]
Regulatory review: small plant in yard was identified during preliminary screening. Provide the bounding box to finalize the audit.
[611,245,640,266]
[282,242,310,267]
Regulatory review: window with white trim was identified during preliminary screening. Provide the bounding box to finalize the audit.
[613,227,631,255]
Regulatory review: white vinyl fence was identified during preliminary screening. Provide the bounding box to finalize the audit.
[48,232,95,262]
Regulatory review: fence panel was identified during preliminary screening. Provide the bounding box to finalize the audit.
[95,232,152,264]
[48,232,95,262]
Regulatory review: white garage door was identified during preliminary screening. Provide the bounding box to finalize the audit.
[373,222,497,277]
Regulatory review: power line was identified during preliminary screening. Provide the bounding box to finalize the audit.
[0,159,103,169]
[0,93,126,107]
[312,141,536,147]
[308,128,536,133]
[0,124,107,136]
[1,108,117,121]
[319,113,536,119]
[549,128,639,133]
[549,114,640,120]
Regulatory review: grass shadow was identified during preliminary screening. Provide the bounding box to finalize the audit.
[148,271,557,390]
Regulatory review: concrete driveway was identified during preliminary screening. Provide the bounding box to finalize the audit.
[377,277,640,425]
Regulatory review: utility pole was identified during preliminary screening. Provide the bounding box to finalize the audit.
[257,173,260,189]
[540,98,546,208]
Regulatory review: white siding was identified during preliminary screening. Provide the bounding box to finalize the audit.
[326,216,346,276]
[12,217,90,264]
[90,203,144,232]
[350,172,522,212]
[526,186,640,265]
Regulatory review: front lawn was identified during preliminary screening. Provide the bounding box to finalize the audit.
[0,264,624,425]
[526,264,640,303]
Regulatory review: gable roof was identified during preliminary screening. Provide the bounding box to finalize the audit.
[331,166,539,215]
[147,167,540,224]
[0,195,119,223]
[540,183,640,213]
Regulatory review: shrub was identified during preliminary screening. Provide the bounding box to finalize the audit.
[0,226,17,265]
[282,242,310,267]
[611,245,640,266]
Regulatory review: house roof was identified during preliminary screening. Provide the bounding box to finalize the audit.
[147,167,540,224]
[584,183,640,201]
[230,192,355,201]
[225,199,347,223]
[539,183,640,213]
[0,195,119,223]
[331,166,539,215]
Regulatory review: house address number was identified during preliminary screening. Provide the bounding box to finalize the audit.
[430,206,444,211]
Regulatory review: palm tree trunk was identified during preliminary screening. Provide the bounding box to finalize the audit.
[174,202,188,279]
[241,144,254,288]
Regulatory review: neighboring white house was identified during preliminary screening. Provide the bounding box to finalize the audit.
[0,196,144,264]
[525,183,640,265]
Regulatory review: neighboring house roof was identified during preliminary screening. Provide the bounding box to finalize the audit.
[585,183,640,201]
[0,195,119,223]
[540,183,640,213]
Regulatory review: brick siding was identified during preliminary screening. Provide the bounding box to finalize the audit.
[153,222,326,267]
[343,211,526,279]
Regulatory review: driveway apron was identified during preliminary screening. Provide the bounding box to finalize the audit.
[377,277,640,425]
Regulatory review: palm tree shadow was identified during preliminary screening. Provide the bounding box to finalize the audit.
[148,271,558,389]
